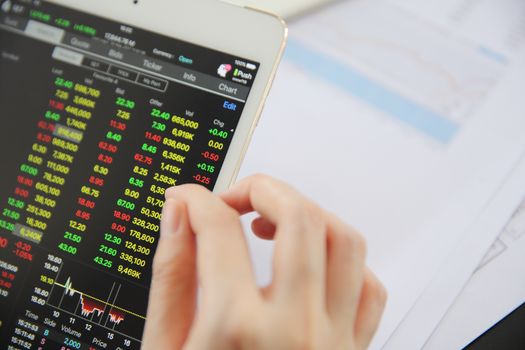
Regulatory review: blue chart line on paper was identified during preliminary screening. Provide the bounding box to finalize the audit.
[285,40,460,143]
[284,0,512,144]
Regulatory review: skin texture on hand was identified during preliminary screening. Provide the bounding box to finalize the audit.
[142,175,387,350]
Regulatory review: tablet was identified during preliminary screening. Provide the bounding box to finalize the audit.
[0,0,286,348]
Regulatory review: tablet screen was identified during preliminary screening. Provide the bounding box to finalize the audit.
[0,0,260,348]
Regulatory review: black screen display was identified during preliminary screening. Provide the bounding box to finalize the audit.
[0,0,260,348]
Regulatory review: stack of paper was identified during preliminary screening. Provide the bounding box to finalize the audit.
[236,0,525,348]
[425,185,525,349]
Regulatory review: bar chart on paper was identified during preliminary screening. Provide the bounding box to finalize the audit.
[287,0,522,143]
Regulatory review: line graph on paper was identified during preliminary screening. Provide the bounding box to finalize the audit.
[289,0,515,139]
[46,260,147,341]
[389,0,525,58]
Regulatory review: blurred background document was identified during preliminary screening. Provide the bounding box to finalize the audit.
[425,196,525,349]
[237,0,525,349]
[386,154,525,349]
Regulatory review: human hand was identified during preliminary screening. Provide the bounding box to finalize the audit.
[142,175,386,350]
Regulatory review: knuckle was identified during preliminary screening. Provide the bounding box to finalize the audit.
[250,173,275,185]
[295,202,326,234]
[151,245,193,287]
[366,271,388,309]
[285,198,322,222]
[337,226,367,259]
[151,254,189,287]
[373,279,388,308]
[353,230,368,257]
[250,175,323,227]
[221,206,242,225]
[304,201,325,225]
[251,174,280,195]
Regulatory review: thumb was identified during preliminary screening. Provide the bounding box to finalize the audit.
[142,198,197,349]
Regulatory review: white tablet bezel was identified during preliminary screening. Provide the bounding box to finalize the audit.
[44,0,288,192]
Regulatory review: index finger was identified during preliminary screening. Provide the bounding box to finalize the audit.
[221,175,327,303]
[165,184,256,303]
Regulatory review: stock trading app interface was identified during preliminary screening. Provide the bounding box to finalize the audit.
[0,0,260,348]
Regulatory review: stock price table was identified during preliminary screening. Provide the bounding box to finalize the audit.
[0,25,245,349]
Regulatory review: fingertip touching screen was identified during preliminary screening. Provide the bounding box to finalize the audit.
[0,0,260,348]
